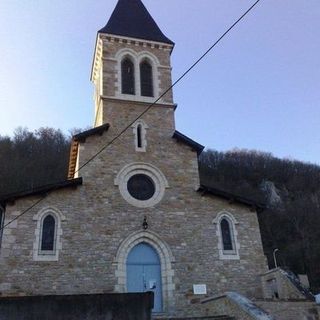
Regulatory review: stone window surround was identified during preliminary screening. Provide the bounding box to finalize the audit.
[132,119,148,152]
[33,206,65,262]
[114,48,160,103]
[114,230,175,314]
[114,162,169,208]
[213,211,240,260]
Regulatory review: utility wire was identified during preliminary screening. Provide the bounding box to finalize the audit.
[76,0,261,175]
[0,0,262,232]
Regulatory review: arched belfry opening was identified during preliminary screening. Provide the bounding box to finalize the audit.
[140,60,153,97]
[121,57,135,95]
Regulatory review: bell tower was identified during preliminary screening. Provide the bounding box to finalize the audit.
[91,0,175,130]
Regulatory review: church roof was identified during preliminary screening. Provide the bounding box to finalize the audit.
[68,124,110,179]
[172,131,205,155]
[99,0,174,45]
[0,178,83,205]
[198,185,266,210]
[73,124,110,143]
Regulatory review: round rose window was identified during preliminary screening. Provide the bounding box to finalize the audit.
[127,174,156,200]
[114,163,169,208]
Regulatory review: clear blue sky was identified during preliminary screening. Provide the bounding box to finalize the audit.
[0,0,319,164]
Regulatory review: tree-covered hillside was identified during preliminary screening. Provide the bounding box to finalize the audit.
[0,128,319,292]
[0,127,70,195]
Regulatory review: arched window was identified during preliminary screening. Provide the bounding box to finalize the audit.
[33,207,65,261]
[132,120,148,152]
[40,214,56,252]
[214,211,240,260]
[140,60,154,97]
[220,218,234,251]
[121,58,135,95]
[137,125,142,148]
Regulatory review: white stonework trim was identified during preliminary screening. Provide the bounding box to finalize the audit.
[114,48,162,103]
[101,33,174,49]
[91,38,103,82]
[33,207,66,262]
[114,230,175,313]
[213,211,240,260]
[132,119,149,152]
[101,95,175,107]
[114,163,169,208]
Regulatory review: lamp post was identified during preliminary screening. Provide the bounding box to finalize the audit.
[273,248,279,269]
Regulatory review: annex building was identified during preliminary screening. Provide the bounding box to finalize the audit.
[0,1,317,319]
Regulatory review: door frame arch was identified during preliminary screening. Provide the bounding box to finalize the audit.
[114,230,175,312]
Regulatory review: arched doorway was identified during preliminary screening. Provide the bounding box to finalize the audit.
[127,242,162,312]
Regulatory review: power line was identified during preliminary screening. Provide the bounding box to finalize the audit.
[77,0,261,175]
[0,0,262,232]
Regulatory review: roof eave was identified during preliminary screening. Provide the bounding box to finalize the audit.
[0,178,83,205]
[172,130,204,155]
[198,185,266,210]
[73,123,110,143]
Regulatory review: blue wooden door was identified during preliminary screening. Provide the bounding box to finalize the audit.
[127,243,163,312]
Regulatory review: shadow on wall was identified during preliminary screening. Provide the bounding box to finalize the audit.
[0,292,154,320]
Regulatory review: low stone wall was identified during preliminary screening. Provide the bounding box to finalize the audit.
[0,292,153,320]
[200,292,274,320]
[256,300,320,320]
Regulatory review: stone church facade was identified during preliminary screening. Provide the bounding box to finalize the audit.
[0,0,272,317]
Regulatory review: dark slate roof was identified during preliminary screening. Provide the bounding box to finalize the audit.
[99,0,174,45]
[68,124,110,179]
[198,185,266,210]
[172,130,204,155]
[0,178,83,205]
[73,124,110,143]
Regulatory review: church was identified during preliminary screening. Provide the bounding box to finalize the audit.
[0,1,316,319]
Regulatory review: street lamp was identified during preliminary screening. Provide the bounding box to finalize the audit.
[273,248,279,269]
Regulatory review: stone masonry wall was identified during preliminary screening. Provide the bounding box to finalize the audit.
[100,36,173,104]
[0,126,268,317]
[0,27,268,318]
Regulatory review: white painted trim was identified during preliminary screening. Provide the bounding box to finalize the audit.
[114,163,169,208]
[213,211,240,260]
[100,33,174,49]
[33,207,65,262]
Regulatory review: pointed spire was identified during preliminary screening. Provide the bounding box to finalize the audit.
[99,0,174,45]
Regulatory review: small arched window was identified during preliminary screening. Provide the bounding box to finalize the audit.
[121,58,135,95]
[137,125,142,148]
[214,212,240,260]
[132,120,148,152]
[33,207,65,261]
[220,218,234,251]
[40,214,56,252]
[140,60,154,97]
